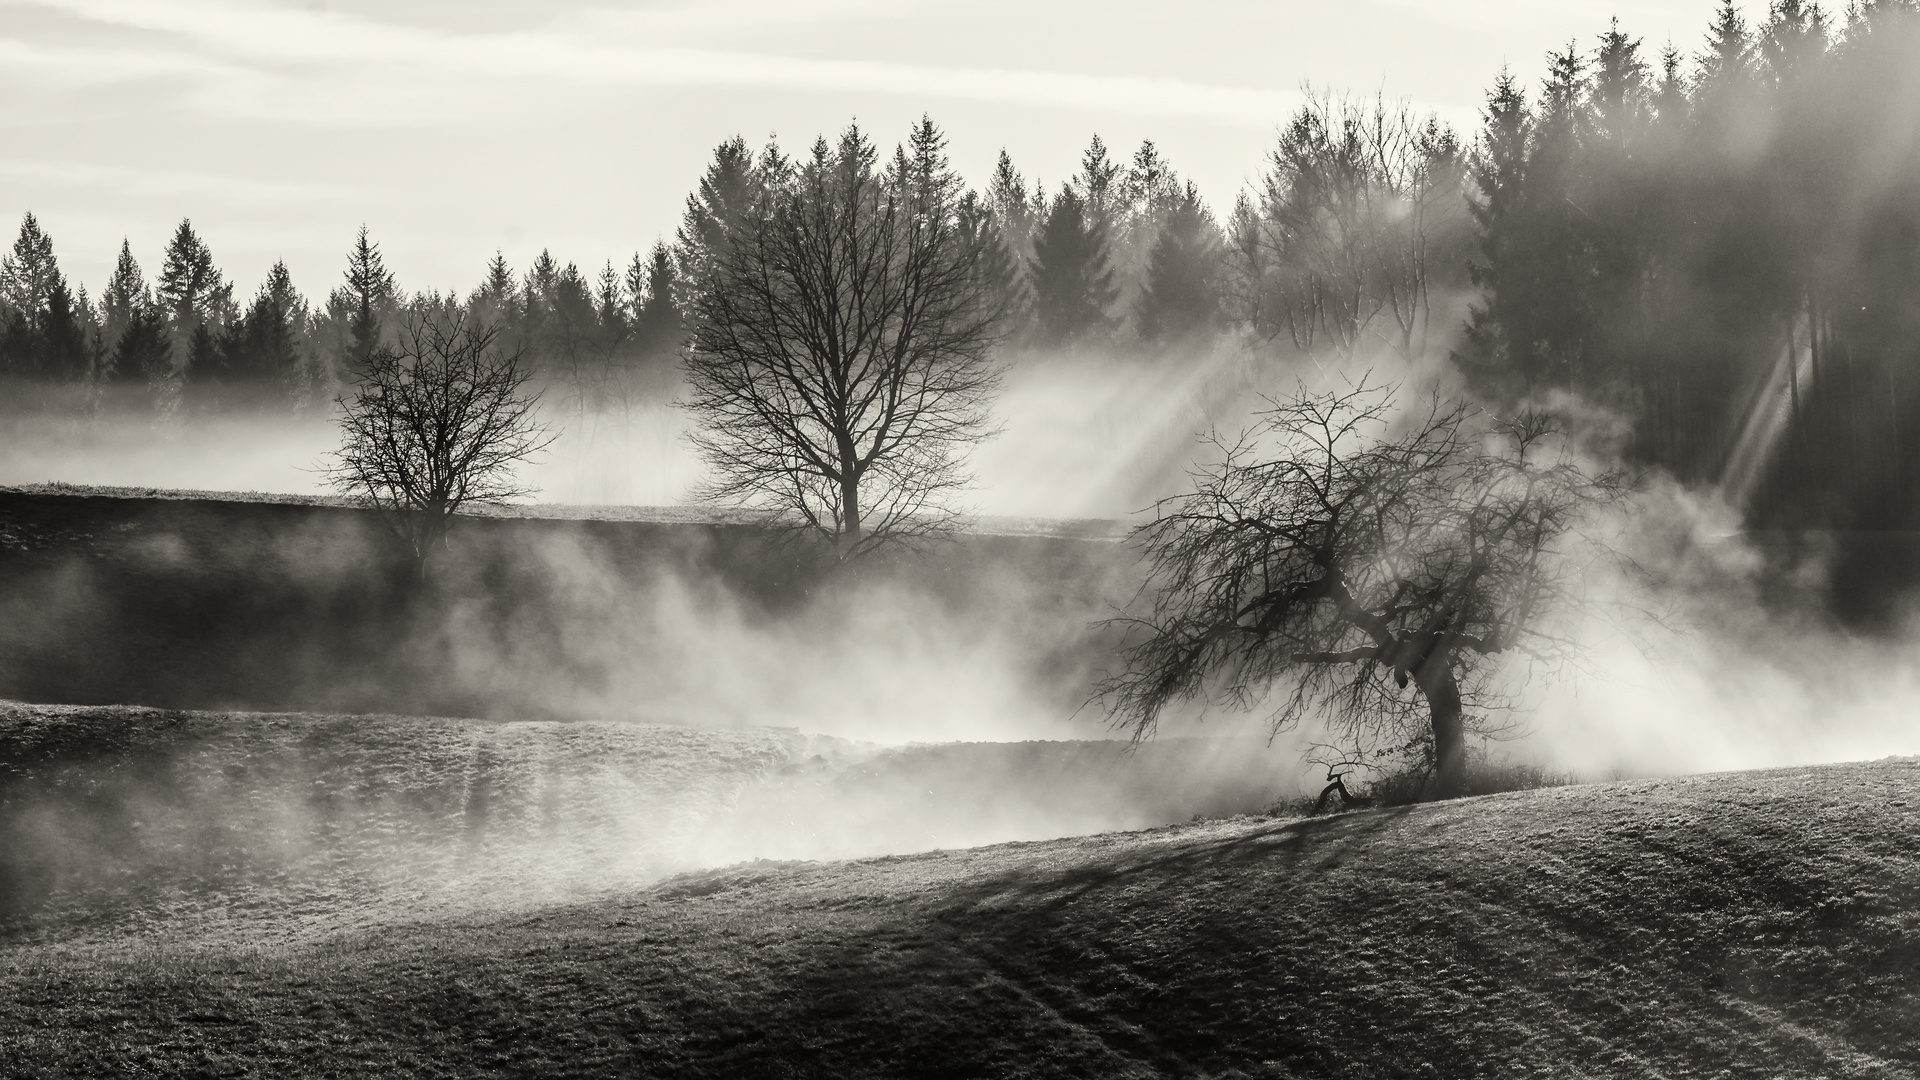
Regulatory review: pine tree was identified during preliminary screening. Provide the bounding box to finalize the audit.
[218,260,307,392]
[1761,0,1830,87]
[99,239,145,355]
[518,249,560,351]
[0,213,59,318]
[41,277,88,381]
[1073,134,1123,239]
[1029,185,1117,345]
[1135,182,1224,342]
[156,219,230,372]
[595,260,627,338]
[631,241,681,356]
[72,283,108,381]
[984,150,1037,331]
[332,225,397,369]
[0,213,66,378]
[987,150,1037,255]
[111,301,171,385]
[1221,191,1271,329]
[676,136,764,294]
[1652,44,1691,130]
[1456,70,1533,396]
[1591,20,1652,145]
[469,252,521,344]
[1696,1,1757,99]
[1114,140,1186,321]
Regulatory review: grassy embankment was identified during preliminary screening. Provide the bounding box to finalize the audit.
[0,485,1133,725]
[2,700,1914,1078]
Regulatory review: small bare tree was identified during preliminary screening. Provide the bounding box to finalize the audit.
[328,311,551,580]
[1098,383,1621,800]
[681,119,1004,560]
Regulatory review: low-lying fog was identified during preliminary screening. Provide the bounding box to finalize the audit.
[1,344,1916,802]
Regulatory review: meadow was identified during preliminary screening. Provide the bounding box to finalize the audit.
[2,718,1913,1077]
[2,488,1918,1077]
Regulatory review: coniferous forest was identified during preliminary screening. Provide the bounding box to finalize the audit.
[4,1,1920,530]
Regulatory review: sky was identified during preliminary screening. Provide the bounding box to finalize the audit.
[1,0,1751,303]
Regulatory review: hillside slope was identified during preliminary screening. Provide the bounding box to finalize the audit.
[4,760,1915,1078]
[0,703,1298,938]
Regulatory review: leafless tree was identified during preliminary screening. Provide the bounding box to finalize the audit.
[327,311,552,580]
[1097,383,1622,800]
[1232,92,1467,364]
[681,119,1004,560]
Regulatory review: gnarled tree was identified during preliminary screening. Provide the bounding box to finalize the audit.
[680,119,1005,560]
[1099,384,1619,800]
[328,311,551,581]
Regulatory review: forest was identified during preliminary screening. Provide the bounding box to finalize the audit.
[3,1,1919,531]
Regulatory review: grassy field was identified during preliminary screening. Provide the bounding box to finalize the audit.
[0,703,1298,935]
[0,703,825,941]
[3,708,1914,1078]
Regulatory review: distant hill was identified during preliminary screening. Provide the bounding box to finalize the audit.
[3,718,1914,1077]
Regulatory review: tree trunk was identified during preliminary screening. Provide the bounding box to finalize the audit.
[1419,666,1468,801]
[838,470,862,560]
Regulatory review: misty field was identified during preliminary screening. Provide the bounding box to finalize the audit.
[2,726,1914,1078]
[0,702,1299,932]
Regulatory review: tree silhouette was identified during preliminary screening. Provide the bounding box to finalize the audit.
[1099,383,1621,800]
[1136,182,1224,342]
[1029,186,1116,346]
[681,119,1004,560]
[328,313,551,581]
[332,225,397,371]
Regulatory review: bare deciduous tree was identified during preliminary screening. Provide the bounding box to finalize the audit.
[1232,92,1467,364]
[1098,383,1621,800]
[328,312,551,580]
[681,119,1004,560]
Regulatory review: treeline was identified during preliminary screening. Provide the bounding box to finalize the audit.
[1456,0,1920,528]
[8,0,1920,528]
[0,220,684,420]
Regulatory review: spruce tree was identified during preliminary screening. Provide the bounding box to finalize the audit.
[631,241,681,356]
[41,277,88,381]
[470,252,521,343]
[595,260,627,338]
[984,150,1037,332]
[0,213,59,318]
[332,225,397,369]
[1697,1,1756,89]
[111,301,171,385]
[0,213,64,377]
[156,219,229,372]
[99,240,145,354]
[219,260,307,391]
[676,136,764,292]
[1114,140,1185,320]
[1074,135,1122,239]
[1456,69,1533,397]
[1135,182,1223,342]
[1029,185,1117,345]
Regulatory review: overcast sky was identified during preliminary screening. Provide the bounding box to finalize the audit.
[2,0,1749,302]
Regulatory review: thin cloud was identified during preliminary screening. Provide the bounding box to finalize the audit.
[0,159,354,207]
[17,0,1303,128]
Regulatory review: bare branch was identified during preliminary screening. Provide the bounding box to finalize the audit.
[325,310,553,579]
